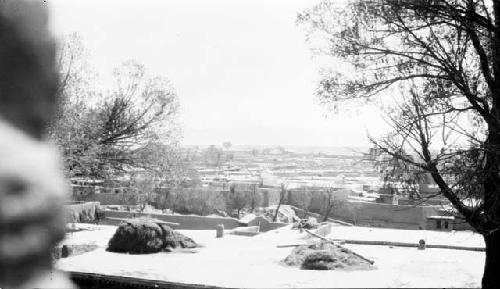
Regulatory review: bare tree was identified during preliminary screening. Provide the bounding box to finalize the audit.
[294,186,314,218]
[373,148,422,200]
[273,183,288,222]
[322,188,345,222]
[298,1,500,286]
[204,145,223,170]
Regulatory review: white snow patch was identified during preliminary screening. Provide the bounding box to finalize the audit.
[56,224,484,288]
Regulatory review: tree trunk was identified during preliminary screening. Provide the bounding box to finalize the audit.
[482,230,500,288]
[322,194,332,222]
[273,189,285,222]
[273,198,282,222]
[323,205,332,222]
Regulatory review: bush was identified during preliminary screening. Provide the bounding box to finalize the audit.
[223,188,250,218]
[107,218,196,254]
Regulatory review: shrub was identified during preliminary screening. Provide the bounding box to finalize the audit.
[107,218,196,254]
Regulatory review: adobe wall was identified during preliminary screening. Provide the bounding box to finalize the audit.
[330,201,440,229]
[246,215,288,232]
[286,189,351,212]
[103,210,241,230]
[291,199,440,229]
[74,186,284,208]
[258,187,281,207]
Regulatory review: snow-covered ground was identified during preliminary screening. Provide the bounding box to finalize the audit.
[56,223,485,288]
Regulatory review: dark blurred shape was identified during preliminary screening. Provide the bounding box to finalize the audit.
[0,1,70,288]
[0,0,59,139]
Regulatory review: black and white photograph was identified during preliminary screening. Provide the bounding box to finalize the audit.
[0,0,498,288]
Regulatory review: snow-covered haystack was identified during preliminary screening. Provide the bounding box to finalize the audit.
[283,241,373,270]
[107,218,197,254]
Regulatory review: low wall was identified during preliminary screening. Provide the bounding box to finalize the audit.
[246,215,288,232]
[74,187,283,209]
[103,210,241,230]
[287,189,352,213]
[332,201,440,229]
[73,192,133,205]
[292,200,440,229]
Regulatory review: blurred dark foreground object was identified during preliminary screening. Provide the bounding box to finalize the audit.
[0,1,74,288]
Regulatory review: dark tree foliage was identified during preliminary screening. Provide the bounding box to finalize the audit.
[298,0,500,287]
[50,37,181,180]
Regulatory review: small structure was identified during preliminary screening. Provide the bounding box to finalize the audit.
[216,224,224,238]
[232,226,260,236]
[426,215,454,230]
[376,193,399,205]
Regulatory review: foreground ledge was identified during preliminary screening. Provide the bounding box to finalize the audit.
[69,271,231,289]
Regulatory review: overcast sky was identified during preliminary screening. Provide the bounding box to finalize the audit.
[47,0,387,148]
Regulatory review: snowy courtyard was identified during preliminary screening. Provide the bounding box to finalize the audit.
[56,224,485,288]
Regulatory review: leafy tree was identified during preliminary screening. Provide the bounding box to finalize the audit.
[203,145,223,168]
[133,142,196,208]
[223,141,232,151]
[225,184,250,218]
[298,1,500,286]
[222,141,234,162]
[50,35,182,187]
[129,171,156,212]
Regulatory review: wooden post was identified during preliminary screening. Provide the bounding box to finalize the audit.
[418,239,426,250]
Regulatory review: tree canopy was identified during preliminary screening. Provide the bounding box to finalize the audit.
[50,35,184,184]
[298,1,500,286]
